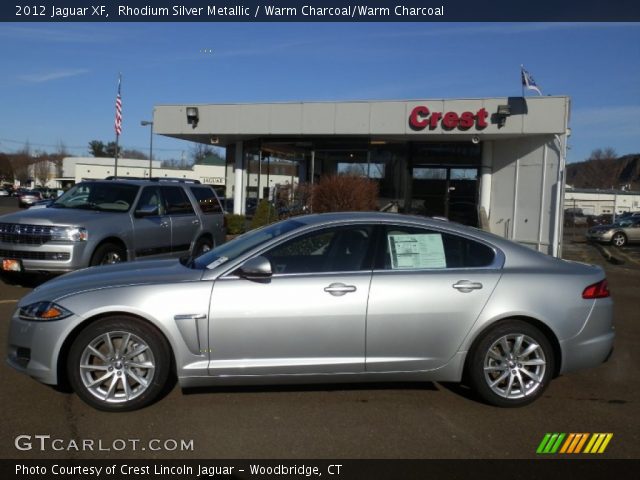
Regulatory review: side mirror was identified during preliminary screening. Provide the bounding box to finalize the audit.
[134,205,159,218]
[237,256,272,280]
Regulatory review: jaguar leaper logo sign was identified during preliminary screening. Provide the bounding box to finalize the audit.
[536,433,613,454]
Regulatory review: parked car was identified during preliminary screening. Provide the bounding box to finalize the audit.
[617,211,640,220]
[17,190,43,207]
[563,208,587,227]
[32,187,55,199]
[589,214,613,227]
[0,188,9,197]
[586,216,640,247]
[0,178,225,274]
[7,212,614,411]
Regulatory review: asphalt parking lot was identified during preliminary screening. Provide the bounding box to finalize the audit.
[0,210,639,460]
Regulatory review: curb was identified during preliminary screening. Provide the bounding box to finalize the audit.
[590,242,625,265]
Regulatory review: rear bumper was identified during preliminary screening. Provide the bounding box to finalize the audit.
[559,299,615,374]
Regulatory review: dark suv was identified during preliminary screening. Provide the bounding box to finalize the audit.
[0,178,225,274]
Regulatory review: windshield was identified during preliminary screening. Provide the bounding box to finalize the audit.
[52,182,139,212]
[612,220,633,228]
[191,218,305,269]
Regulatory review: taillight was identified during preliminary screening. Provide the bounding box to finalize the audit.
[582,279,610,299]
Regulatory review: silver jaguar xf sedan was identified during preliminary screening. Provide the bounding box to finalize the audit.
[7,212,614,411]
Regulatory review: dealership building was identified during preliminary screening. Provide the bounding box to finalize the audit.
[153,96,570,256]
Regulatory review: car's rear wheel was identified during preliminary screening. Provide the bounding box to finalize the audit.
[90,242,127,266]
[468,320,554,407]
[611,232,627,247]
[67,317,172,412]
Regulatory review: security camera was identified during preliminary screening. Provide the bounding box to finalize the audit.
[471,135,480,144]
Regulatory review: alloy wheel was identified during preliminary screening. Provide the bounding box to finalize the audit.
[78,330,156,404]
[482,333,547,400]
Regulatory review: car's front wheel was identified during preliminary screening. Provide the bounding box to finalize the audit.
[467,320,554,407]
[90,242,127,266]
[67,317,172,411]
[611,232,627,247]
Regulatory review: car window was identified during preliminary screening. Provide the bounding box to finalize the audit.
[190,186,223,214]
[52,182,138,212]
[161,186,195,215]
[263,226,374,274]
[135,186,163,215]
[376,225,495,270]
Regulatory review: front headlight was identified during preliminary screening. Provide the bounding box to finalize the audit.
[19,302,73,321]
[50,226,88,242]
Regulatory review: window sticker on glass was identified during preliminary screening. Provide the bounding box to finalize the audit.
[388,234,447,269]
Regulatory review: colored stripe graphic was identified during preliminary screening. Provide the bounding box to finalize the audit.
[537,433,613,454]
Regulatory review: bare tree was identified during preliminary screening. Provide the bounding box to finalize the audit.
[51,141,69,177]
[0,153,13,183]
[588,147,618,161]
[34,159,51,187]
[11,158,31,184]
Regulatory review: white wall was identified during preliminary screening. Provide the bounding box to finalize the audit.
[489,136,562,254]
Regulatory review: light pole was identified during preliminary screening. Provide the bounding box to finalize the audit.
[140,120,153,177]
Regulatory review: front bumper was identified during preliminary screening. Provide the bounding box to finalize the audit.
[6,309,77,385]
[0,241,89,273]
[586,231,614,243]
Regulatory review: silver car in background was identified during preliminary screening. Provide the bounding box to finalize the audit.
[586,216,640,247]
[7,212,614,411]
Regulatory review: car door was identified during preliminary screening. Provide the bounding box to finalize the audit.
[208,225,375,376]
[131,186,172,258]
[628,218,640,242]
[160,186,200,254]
[366,225,503,372]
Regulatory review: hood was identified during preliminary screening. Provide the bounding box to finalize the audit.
[22,259,204,305]
[0,207,120,227]
[589,224,616,232]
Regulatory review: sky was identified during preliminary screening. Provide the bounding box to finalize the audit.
[1,22,639,164]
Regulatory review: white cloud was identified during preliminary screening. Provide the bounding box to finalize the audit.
[571,106,640,136]
[19,69,90,83]
[0,25,120,43]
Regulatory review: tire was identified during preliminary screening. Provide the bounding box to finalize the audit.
[611,232,627,248]
[90,242,126,266]
[467,320,554,407]
[67,316,172,412]
[193,236,213,257]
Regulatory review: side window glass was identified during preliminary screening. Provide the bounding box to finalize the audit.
[263,226,372,274]
[190,186,223,214]
[379,226,494,270]
[162,187,195,215]
[136,187,162,215]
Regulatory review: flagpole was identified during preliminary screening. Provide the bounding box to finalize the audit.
[114,73,122,177]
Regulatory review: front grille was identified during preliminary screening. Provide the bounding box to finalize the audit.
[0,249,70,261]
[0,223,54,245]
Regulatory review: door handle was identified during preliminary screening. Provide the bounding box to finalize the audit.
[324,283,357,296]
[452,280,483,293]
[192,219,200,225]
[160,221,170,227]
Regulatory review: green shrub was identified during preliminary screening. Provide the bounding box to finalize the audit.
[250,200,278,230]
[225,214,246,235]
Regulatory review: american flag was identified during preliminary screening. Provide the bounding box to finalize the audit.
[114,76,122,135]
[521,65,542,96]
